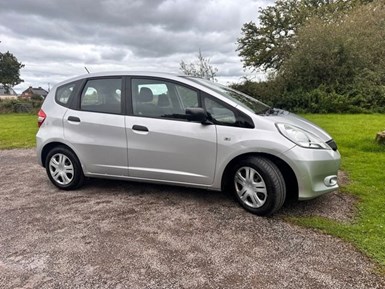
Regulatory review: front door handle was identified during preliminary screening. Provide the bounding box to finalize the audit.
[68,116,81,122]
[132,125,148,132]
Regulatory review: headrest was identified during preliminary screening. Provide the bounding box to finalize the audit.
[139,87,153,102]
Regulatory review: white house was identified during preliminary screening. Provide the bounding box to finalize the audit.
[0,85,18,99]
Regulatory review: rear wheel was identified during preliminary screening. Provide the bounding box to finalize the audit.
[228,156,286,216]
[45,146,84,190]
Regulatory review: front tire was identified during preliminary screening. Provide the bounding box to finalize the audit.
[228,156,286,216]
[45,146,84,190]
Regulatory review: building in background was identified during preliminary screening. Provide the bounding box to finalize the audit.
[20,86,49,100]
[0,85,18,99]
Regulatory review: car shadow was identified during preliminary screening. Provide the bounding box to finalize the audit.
[73,178,357,221]
[81,177,234,204]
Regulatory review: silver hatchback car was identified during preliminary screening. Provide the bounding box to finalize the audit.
[36,72,340,215]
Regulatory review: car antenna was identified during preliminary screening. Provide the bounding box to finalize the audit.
[84,66,90,74]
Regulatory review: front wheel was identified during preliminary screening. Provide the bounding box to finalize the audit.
[228,157,286,216]
[45,146,84,190]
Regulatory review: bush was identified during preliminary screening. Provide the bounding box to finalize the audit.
[232,79,385,114]
[0,98,43,114]
[230,77,284,107]
[31,94,43,101]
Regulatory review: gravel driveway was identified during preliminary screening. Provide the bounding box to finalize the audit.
[0,149,384,289]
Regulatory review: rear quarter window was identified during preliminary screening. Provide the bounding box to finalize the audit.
[55,81,78,107]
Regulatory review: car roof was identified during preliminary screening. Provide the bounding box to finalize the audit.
[56,71,186,86]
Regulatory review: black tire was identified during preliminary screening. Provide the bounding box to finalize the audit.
[227,156,286,216]
[45,146,84,190]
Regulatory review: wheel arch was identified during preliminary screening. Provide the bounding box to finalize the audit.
[221,152,299,201]
[41,142,79,169]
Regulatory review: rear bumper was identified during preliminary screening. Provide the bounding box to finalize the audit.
[36,135,44,166]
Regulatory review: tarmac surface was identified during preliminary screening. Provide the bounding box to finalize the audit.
[0,149,384,288]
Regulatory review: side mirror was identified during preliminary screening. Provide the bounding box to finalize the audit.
[185,107,211,124]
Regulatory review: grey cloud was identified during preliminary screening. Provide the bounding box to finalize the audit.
[3,1,211,34]
[99,48,128,62]
[0,0,273,92]
[1,0,252,56]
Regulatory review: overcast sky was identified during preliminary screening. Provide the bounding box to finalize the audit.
[0,0,271,93]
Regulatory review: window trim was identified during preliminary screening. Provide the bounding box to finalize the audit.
[59,75,254,128]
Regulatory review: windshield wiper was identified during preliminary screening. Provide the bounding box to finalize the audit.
[261,107,274,115]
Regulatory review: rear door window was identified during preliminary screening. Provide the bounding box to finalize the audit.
[80,78,122,114]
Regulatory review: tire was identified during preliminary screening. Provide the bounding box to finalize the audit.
[45,146,84,190]
[227,156,286,216]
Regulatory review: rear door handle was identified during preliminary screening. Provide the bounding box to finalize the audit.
[132,125,148,132]
[68,116,81,122]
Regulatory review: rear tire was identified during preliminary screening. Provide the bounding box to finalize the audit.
[45,146,84,190]
[227,156,286,216]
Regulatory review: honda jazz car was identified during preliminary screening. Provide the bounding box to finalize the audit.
[36,72,340,215]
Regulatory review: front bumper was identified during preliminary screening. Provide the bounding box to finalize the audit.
[280,145,341,200]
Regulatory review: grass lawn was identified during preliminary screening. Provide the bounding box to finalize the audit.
[0,114,37,149]
[0,113,384,271]
[294,114,385,272]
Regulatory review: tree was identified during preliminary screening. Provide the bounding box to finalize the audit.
[278,0,385,111]
[281,1,385,89]
[233,0,385,113]
[179,49,218,81]
[0,51,24,94]
[237,0,374,71]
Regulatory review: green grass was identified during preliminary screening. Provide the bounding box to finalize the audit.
[1,113,385,271]
[0,114,38,149]
[291,114,385,272]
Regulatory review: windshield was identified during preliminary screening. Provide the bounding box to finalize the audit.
[185,77,270,114]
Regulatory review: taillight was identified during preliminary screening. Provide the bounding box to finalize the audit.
[38,109,46,127]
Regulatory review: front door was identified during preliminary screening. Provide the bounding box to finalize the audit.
[125,78,217,185]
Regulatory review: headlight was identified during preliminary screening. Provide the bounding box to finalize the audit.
[276,123,331,149]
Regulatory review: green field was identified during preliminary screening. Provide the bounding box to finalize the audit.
[0,113,385,271]
[0,114,38,149]
[294,114,385,272]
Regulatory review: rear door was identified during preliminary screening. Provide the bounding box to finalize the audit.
[63,77,128,177]
[125,77,217,185]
